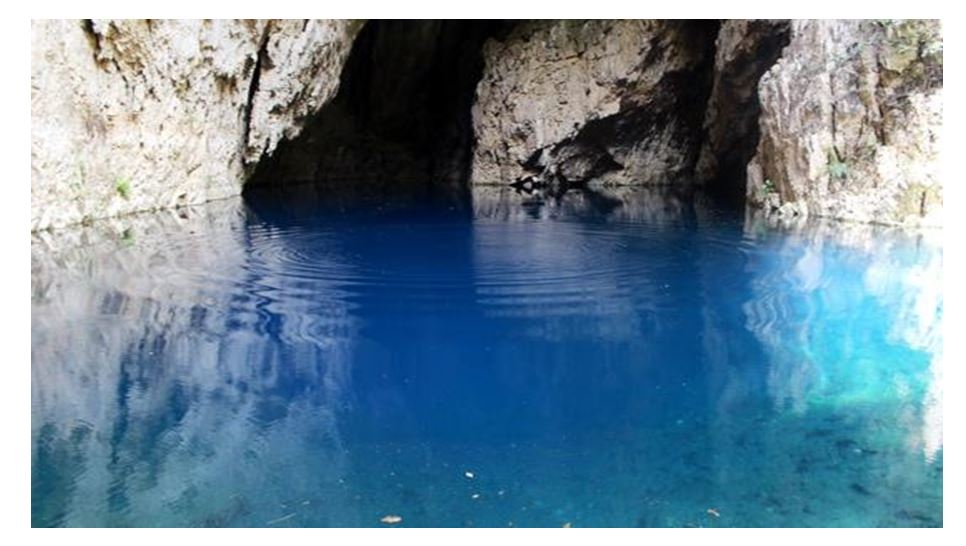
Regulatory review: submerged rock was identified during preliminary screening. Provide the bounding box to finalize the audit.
[746,20,943,226]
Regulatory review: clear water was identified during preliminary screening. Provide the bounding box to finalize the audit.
[31,188,943,527]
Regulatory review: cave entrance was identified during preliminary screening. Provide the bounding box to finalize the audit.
[244,20,789,214]
[244,20,511,207]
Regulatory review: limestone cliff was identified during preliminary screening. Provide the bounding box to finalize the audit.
[31,19,943,230]
[31,19,362,231]
[696,20,790,195]
[746,20,943,226]
[469,20,716,189]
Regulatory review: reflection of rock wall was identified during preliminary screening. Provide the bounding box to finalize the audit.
[692,210,943,525]
[470,185,715,377]
[741,211,942,461]
[471,185,709,225]
[31,199,359,526]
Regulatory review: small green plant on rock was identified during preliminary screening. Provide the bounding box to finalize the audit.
[763,179,776,193]
[120,227,135,246]
[115,178,132,199]
[827,150,849,180]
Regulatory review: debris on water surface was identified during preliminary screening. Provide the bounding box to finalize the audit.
[471,493,481,499]
[380,514,403,524]
[706,508,721,518]
[563,522,572,528]
[265,512,297,525]
[465,471,475,479]
[498,490,505,496]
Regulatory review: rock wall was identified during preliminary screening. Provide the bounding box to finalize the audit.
[31,19,943,230]
[746,20,943,226]
[696,20,790,196]
[469,20,717,189]
[246,21,506,201]
[31,19,362,231]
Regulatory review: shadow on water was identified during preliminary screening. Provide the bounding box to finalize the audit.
[31,187,941,527]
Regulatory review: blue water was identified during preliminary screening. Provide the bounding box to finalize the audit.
[31,188,943,527]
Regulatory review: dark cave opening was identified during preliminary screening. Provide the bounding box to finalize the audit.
[700,20,791,206]
[243,20,789,212]
[244,20,512,207]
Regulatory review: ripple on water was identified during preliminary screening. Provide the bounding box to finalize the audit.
[31,193,942,527]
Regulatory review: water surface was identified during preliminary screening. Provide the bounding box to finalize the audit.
[31,188,943,527]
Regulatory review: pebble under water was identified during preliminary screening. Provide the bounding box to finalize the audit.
[31,188,943,527]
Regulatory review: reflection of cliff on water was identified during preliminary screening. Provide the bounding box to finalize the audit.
[469,185,719,363]
[31,198,360,527]
[471,184,722,224]
[469,187,942,525]
[689,210,943,526]
[32,188,942,527]
[741,210,942,459]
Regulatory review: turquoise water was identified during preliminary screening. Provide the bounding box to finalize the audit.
[31,189,942,527]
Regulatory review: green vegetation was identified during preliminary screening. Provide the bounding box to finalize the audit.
[120,227,135,246]
[115,178,132,199]
[763,178,776,193]
[827,150,849,180]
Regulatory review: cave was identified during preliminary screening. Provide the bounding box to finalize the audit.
[30,19,945,528]
[243,19,789,213]
[245,20,513,207]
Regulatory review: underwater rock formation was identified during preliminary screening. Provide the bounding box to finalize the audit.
[746,20,943,226]
[31,19,362,230]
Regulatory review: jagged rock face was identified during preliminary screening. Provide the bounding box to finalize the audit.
[31,19,943,230]
[696,20,790,196]
[246,21,505,201]
[31,19,362,231]
[746,20,943,226]
[470,20,717,189]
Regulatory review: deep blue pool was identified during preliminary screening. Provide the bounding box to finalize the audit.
[31,187,943,527]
